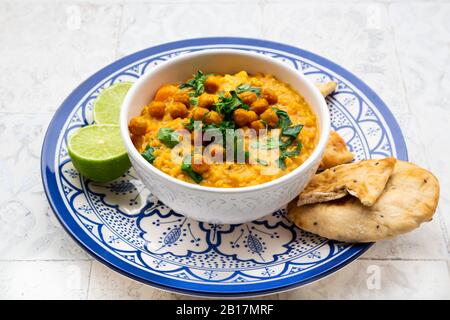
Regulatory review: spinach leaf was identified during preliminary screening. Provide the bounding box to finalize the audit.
[141,145,156,164]
[157,128,179,148]
[179,70,206,97]
[236,83,261,96]
[181,161,203,183]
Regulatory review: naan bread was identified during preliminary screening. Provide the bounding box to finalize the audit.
[316,81,337,97]
[300,158,396,206]
[319,131,354,170]
[289,161,440,242]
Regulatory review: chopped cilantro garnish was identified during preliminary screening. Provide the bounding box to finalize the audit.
[236,83,261,96]
[282,124,303,139]
[212,91,249,120]
[189,96,198,106]
[250,136,279,150]
[273,108,292,129]
[183,118,200,132]
[256,158,268,166]
[278,142,302,169]
[157,128,179,148]
[179,70,206,97]
[181,160,203,183]
[141,145,156,164]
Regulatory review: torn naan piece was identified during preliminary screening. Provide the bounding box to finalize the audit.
[288,161,440,242]
[299,158,396,207]
[316,81,337,97]
[319,131,354,170]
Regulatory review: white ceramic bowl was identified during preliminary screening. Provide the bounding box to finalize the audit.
[120,49,330,224]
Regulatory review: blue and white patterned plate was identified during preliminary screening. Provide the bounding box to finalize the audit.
[41,37,408,297]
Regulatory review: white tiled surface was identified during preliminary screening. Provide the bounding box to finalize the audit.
[0,0,449,299]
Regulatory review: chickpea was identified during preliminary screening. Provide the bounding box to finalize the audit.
[198,93,216,109]
[147,101,165,118]
[204,76,221,93]
[261,88,278,104]
[204,111,222,125]
[173,91,190,106]
[233,109,258,127]
[154,84,178,101]
[128,117,147,135]
[233,109,251,127]
[250,98,269,115]
[167,102,189,118]
[239,91,257,105]
[131,134,143,148]
[192,107,209,121]
[250,120,266,132]
[247,110,258,123]
[191,154,209,173]
[260,108,279,127]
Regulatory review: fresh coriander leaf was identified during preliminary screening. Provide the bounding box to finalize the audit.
[273,108,292,129]
[219,120,236,131]
[283,142,302,157]
[181,161,203,183]
[189,96,198,106]
[282,124,303,139]
[256,158,268,166]
[141,145,156,164]
[183,118,196,132]
[179,70,206,97]
[279,136,294,150]
[278,157,287,170]
[278,142,302,170]
[184,118,195,131]
[236,83,261,96]
[213,91,248,120]
[157,128,179,148]
[250,136,279,150]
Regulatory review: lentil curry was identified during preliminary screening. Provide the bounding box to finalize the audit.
[129,71,319,188]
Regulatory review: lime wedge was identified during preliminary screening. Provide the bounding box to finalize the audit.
[68,124,131,182]
[93,82,133,124]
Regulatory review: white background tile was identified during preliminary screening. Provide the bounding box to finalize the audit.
[279,260,450,300]
[0,0,449,299]
[0,261,91,299]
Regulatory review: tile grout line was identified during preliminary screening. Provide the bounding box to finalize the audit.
[385,2,430,164]
[113,0,125,59]
[85,261,93,300]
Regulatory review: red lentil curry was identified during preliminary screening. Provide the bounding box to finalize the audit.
[129,71,318,188]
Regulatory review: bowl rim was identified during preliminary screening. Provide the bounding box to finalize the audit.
[120,49,330,194]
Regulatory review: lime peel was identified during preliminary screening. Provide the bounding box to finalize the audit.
[68,124,131,182]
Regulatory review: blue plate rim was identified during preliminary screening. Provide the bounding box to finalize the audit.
[40,37,407,297]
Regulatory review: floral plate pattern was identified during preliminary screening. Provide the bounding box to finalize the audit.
[41,37,408,297]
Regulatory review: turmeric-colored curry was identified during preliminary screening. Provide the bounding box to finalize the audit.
[129,71,318,188]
